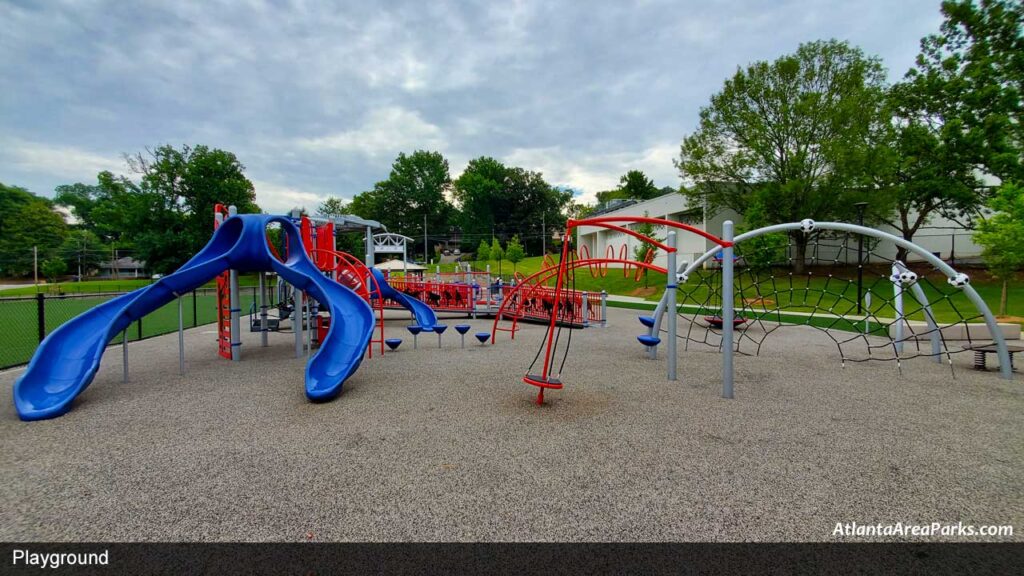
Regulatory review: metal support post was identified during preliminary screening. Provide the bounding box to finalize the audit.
[600,290,608,327]
[666,232,677,382]
[177,294,185,375]
[122,329,129,383]
[230,268,241,362]
[722,221,735,399]
[294,289,303,358]
[259,272,268,347]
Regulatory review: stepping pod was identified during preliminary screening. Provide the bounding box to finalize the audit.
[385,338,402,351]
[455,324,471,348]
[474,332,490,345]
[433,324,448,348]
[407,325,422,349]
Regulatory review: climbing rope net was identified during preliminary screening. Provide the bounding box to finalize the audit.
[674,228,983,374]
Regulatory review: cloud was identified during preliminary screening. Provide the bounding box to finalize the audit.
[503,143,681,204]
[296,107,447,158]
[0,139,125,181]
[251,179,329,216]
[0,0,946,209]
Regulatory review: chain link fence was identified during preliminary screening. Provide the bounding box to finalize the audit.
[0,287,264,370]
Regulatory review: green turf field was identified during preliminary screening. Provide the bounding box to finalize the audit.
[0,290,260,369]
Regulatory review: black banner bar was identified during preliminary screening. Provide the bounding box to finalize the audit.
[1,543,1021,575]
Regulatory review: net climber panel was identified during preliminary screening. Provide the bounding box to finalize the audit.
[674,228,987,376]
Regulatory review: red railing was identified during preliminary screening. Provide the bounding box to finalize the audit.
[384,279,475,312]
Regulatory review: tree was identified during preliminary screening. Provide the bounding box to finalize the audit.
[453,157,571,255]
[506,235,525,272]
[60,229,106,279]
[40,257,66,283]
[618,170,661,200]
[316,196,347,219]
[905,0,1023,186]
[677,40,887,272]
[476,239,490,265]
[735,197,788,274]
[0,183,69,277]
[128,145,259,273]
[974,183,1024,316]
[632,213,663,287]
[852,85,983,261]
[55,172,138,244]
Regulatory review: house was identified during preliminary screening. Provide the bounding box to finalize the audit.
[576,191,984,270]
[98,256,147,279]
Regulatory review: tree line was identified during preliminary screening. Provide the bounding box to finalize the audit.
[678,0,1021,282]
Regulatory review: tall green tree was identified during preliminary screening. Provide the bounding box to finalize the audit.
[453,157,571,255]
[349,151,454,257]
[55,171,140,244]
[677,40,887,272]
[974,183,1024,316]
[905,0,1023,186]
[316,196,347,219]
[490,237,504,276]
[60,229,106,279]
[618,170,661,200]
[0,183,69,277]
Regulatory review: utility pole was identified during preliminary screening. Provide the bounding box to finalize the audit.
[423,214,428,264]
[542,213,546,255]
[33,246,38,286]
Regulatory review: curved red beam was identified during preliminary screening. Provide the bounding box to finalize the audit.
[569,216,731,247]
[574,221,676,253]
[490,256,668,342]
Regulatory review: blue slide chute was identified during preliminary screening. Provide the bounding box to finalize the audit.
[13,215,374,421]
[370,267,437,331]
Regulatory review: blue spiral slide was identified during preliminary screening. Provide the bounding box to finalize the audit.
[370,267,437,331]
[13,215,375,421]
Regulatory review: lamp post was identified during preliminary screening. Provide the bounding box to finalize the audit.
[855,202,868,314]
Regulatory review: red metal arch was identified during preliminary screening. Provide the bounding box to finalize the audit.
[311,248,386,357]
[569,216,731,247]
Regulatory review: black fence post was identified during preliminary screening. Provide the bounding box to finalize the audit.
[36,293,45,343]
[192,290,198,327]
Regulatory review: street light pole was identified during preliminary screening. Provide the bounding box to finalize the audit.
[542,213,546,256]
[855,202,868,315]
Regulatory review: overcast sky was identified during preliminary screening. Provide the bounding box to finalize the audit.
[1,0,944,213]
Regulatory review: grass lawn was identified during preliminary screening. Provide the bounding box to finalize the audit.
[0,290,261,369]
[0,275,266,296]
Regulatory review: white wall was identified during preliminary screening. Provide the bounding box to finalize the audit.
[578,194,983,271]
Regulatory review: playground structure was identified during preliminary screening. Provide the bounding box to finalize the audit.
[11,206,608,421]
[11,201,1016,420]
[514,216,1015,405]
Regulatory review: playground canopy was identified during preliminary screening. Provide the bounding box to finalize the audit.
[375,259,426,272]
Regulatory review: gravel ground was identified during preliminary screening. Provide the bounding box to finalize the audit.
[1,307,1021,542]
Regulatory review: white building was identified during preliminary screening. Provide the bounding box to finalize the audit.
[576,192,983,270]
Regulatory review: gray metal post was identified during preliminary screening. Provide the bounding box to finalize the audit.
[891,264,905,355]
[600,290,608,327]
[122,329,129,383]
[310,296,319,348]
[365,226,374,267]
[649,290,670,359]
[582,291,590,328]
[229,269,241,361]
[895,261,942,362]
[177,294,185,375]
[294,290,303,358]
[259,272,268,347]
[721,221,735,399]
[228,206,240,362]
[666,231,677,381]
[306,295,312,359]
